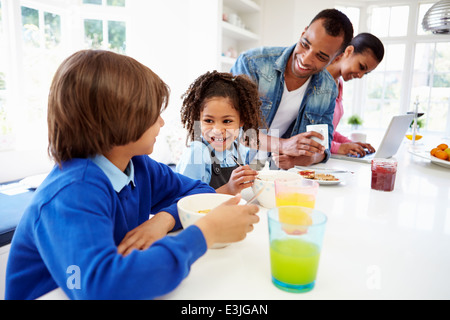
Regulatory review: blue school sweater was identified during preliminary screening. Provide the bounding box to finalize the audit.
[5,155,214,300]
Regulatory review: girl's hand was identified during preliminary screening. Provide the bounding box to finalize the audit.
[195,194,260,248]
[117,211,175,256]
[217,165,258,195]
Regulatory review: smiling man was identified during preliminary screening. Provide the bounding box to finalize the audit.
[231,9,353,169]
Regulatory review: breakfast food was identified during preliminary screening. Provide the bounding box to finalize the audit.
[430,143,449,161]
[198,209,211,214]
[314,173,339,181]
[298,170,338,181]
[298,170,315,179]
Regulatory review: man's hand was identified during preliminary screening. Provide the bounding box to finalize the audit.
[272,152,326,170]
[278,131,326,157]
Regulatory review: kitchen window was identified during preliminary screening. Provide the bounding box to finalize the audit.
[0,0,127,182]
[337,1,450,136]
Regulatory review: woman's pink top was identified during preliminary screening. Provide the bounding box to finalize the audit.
[331,78,352,154]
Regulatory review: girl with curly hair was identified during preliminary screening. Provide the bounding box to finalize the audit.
[177,71,265,195]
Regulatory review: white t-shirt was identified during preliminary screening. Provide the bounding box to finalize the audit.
[269,77,311,138]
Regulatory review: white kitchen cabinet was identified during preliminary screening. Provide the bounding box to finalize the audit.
[218,0,264,71]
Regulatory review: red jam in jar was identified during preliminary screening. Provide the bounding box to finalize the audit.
[371,158,397,192]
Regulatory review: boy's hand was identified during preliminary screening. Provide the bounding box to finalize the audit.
[216,165,258,195]
[117,211,175,256]
[195,194,260,248]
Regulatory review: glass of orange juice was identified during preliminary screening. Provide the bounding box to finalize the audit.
[275,178,319,208]
[274,179,319,234]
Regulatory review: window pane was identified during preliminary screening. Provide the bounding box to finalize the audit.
[428,88,449,131]
[0,2,10,152]
[385,72,402,100]
[0,1,5,90]
[418,3,433,35]
[367,73,384,99]
[0,98,14,151]
[371,7,389,37]
[44,12,61,49]
[385,44,405,71]
[84,19,103,48]
[107,0,125,7]
[434,42,450,73]
[342,78,354,117]
[433,74,450,88]
[364,100,382,128]
[83,0,102,5]
[0,1,3,35]
[336,6,360,34]
[108,20,126,53]
[21,7,39,48]
[414,43,434,72]
[0,72,4,90]
[389,6,409,37]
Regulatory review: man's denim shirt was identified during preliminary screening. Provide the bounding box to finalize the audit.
[231,45,337,162]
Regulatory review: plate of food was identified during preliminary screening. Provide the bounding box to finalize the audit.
[430,155,450,169]
[288,168,343,185]
[409,142,450,169]
[430,143,450,169]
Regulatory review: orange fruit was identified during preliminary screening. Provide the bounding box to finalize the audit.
[437,143,448,151]
[435,150,449,161]
[430,148,439,156]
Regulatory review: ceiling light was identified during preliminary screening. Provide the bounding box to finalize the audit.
[422,0,450,34]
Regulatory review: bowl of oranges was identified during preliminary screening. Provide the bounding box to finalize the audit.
[430,143,450,168]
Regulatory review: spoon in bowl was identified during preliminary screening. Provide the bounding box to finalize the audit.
[246,188,263,205]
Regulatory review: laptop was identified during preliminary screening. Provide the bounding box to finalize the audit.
[330,114,415,163]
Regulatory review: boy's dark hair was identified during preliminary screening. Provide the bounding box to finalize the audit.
[48,50,170,165]
[180,71,265,148]
[310,8,354,55]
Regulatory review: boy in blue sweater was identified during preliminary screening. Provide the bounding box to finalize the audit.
[5,50,259,300]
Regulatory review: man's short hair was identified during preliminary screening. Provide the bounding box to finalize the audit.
[310,8,354,55]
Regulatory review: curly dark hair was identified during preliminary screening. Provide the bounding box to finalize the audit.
[180,71,265,148]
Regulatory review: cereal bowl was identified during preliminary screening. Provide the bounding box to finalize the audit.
[177,193,247,248]
[251,170,303,208]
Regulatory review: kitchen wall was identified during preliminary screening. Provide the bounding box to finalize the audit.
[126,0,221,164]
[125,0,336,164]
[262,0,335,47]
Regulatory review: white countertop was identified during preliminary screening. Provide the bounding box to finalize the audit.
[38,137,450,300]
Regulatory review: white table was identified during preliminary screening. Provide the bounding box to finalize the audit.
[38,137,450,300]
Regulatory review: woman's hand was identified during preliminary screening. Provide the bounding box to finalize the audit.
[338,142,375,157]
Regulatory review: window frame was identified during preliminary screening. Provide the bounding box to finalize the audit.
[337,0,450,135]
[0,0,128,183]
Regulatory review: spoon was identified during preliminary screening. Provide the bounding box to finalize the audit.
[246,188,263,205]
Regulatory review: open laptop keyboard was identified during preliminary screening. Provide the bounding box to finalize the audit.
[347,149,375,158]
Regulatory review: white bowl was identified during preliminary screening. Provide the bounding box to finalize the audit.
[177,193,246,248]
[251,170,303,208]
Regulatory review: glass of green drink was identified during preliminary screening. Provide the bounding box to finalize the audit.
[268,206,327,293]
